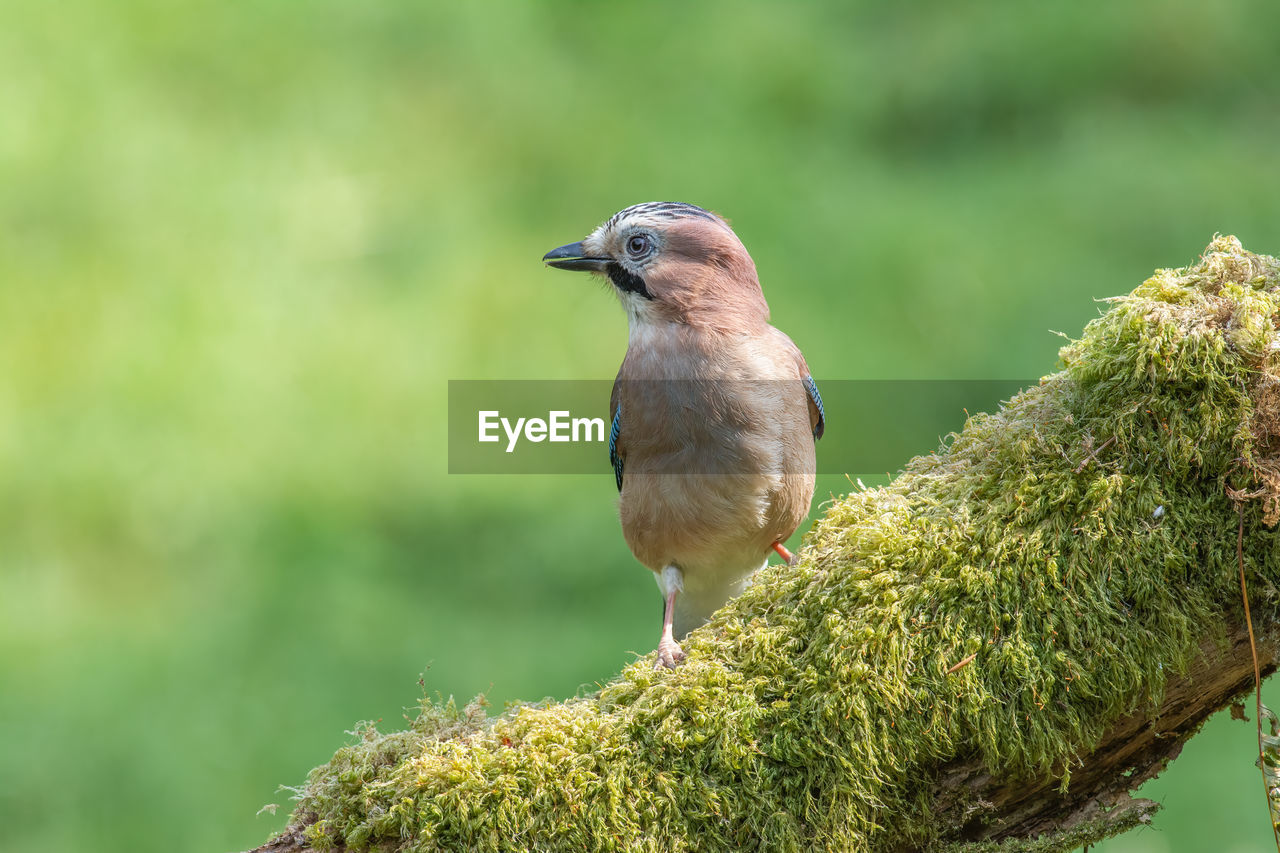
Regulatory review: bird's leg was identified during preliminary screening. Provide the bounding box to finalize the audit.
[772,541,797,565]
[655,565,686,670]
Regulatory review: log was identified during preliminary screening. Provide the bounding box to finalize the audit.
[250,236,1280,852]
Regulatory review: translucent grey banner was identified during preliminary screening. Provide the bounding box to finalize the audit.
[448,379,1031,476]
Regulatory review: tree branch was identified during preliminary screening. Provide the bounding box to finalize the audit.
[249,237,1280,852]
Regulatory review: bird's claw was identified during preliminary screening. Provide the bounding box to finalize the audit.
[654,637,685,670]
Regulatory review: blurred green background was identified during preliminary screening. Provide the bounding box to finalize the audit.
[2,1,1279,851]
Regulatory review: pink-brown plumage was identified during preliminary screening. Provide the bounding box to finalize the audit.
[544,203,822,667]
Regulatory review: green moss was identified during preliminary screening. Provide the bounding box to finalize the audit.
[287,237,1280,851]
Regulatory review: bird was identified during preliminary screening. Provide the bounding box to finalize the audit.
[542,202,824,668]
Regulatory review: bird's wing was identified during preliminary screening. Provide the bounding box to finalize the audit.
[776,329,824,441]
[608,384,624,491]
[803,375,825,440]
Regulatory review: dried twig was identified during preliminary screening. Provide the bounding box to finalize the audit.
[1074,436,1116,473]
[1237,503,1280,853]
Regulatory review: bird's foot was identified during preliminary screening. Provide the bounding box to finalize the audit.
[772,541,797,565]
[654,636,685,670]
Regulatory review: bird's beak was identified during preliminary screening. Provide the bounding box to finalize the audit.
[542,241,610,272]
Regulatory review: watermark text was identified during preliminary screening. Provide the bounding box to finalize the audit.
[478,410,606,453]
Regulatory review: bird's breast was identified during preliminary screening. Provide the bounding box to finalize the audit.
[614,354,815,576]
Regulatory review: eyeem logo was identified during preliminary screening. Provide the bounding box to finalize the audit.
[478,410,606,453]
[449,379,1031,475]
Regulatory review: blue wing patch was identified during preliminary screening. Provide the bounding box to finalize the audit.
[609,404,624,491]
[804,375,825,440]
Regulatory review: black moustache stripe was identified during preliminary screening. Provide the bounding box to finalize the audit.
[607,263,652,299]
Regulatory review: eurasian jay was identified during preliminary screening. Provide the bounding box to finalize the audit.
[543,202,824,668]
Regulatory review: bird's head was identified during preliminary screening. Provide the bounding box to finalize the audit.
[543,202,769,331]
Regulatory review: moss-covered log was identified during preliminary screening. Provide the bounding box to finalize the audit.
[253,237,1280,852]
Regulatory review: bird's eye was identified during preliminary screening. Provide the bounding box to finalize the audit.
[626,234,651,258]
